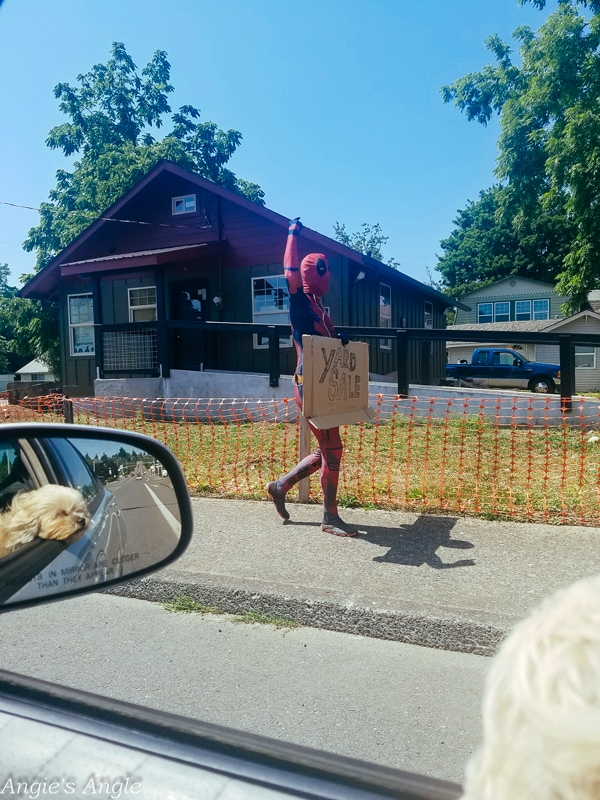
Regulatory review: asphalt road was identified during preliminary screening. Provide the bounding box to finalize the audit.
[0,592,488,784]
[109,473,181,571]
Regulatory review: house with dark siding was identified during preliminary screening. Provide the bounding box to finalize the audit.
[20,160,460,397]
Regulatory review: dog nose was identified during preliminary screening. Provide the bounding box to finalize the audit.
[76,516,87,528]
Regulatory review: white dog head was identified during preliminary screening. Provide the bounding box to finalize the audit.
[462,574,600,800]
[3,484,90,552]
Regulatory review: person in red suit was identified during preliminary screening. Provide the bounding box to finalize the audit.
[266,218,359,536]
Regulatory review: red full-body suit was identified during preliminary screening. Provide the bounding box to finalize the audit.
[266,219,359,536]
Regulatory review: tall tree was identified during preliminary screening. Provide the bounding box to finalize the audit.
[441,0,600,309]
[25,42,264,271]
[333,222,401,269]
[20,43,264,373]
[436,186,574,296]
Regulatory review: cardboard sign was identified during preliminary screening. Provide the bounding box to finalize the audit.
[301,335,376,429]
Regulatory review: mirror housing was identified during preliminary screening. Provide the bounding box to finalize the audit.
[0,424,193,611]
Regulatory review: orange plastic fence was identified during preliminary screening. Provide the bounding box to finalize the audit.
[5,392,600,525]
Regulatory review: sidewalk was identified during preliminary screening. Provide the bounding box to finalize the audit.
[110,498,600,656]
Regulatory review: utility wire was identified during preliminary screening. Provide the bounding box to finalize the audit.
[0,200,212,231]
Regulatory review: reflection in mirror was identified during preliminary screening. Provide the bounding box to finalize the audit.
[0,434,182,606]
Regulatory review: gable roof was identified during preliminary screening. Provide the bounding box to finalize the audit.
[457,276,559,300]
[20,160,466,309]
[15,359,53,375]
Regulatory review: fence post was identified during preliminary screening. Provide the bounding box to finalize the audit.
[268,327,280,388]
[298,414,311,502]
[62,399,74,424]
[396,330,409,397]
[559,334,575,413]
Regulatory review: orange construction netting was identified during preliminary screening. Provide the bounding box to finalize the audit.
[4,392,600,525]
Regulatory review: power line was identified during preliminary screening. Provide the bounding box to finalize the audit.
[0,200,212,231]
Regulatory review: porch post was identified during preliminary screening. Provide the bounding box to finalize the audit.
[155,268,169,378]
[396,330,409,397]
[268,327,280,388]
[559,334,575,413]
[91,275,103,380]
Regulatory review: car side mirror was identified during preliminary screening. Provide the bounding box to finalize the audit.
[0,424,192,610]
[513,359,521,367]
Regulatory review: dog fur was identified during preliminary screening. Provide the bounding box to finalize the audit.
[461,573,600,800]
[0,484,90,559]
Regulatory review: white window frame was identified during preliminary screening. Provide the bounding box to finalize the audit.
[379,283,392,349]
[128,286,157,323]
[515,300,532,321]
[477,303,493,324]
[252,275,292,349]
[424,301,433,329]
[575,346,596,369]
[171,194,197,215]
[533,299,550,320]
[68,293,95,356]
[494,302,510,322]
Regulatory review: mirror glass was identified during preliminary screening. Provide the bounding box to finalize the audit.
[0,433,182,606]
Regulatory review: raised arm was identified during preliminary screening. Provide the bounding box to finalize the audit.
[284,217,303,294]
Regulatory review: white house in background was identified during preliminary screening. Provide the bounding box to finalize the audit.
[15,359,56,383]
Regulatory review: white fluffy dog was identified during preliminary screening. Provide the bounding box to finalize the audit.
[462,574,600,800]
[0,484,90,559]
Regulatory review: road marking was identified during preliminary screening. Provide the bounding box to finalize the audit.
[144,484,180,536]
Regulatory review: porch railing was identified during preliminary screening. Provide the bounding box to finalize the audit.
[94,321,600,410]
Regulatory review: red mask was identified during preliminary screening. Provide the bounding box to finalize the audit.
[301,253,329,297]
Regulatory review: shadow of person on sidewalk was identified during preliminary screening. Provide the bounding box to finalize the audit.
[362,515,475,569]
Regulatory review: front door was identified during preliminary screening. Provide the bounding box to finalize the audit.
[170,283,208,371]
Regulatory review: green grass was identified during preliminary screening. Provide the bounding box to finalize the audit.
[163,595,300,629]
[15,402,600,525]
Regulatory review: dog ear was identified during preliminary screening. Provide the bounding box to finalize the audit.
[2,495,42,548]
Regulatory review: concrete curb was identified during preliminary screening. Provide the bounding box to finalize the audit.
[105,576,506,657]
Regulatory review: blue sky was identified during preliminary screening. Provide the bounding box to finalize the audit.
[0,0,555,288]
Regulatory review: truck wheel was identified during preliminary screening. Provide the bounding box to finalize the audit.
[529,377,555,394]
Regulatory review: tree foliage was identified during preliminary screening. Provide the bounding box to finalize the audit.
[440,0,600,309]
[25,42,264,271]
[436,187,574,297]
[0,265,54,375]
[332,222,401,269]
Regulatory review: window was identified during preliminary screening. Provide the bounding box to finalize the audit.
[252,276,291,348]
[424,301,433,329]
[533,299,550,320]
[379,283,392,349]
[128,287,157,322]
[494,302,510,322]
[493,352,518,366]
[477,303,493,324]
[171,194,196,215]
[30,374,45,382]
[68,294,95,356]
[515,300,532,321]
[575,346,596,369]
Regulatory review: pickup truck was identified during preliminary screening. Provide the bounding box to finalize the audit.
[446,348,561,394]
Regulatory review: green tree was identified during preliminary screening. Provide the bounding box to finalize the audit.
[0,264,52,374]
[436,186,574,296]
[441,0,600,309]
[25,42,264,271]
[332,222,401,268]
